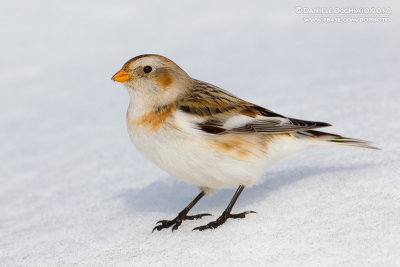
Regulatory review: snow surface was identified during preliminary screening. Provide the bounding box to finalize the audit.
[1,0,399,266]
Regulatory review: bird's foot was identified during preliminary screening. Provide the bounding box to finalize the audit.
[152,212,212,232]
[193,210,255,231]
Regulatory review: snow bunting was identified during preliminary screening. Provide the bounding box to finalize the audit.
[112,54,378,232]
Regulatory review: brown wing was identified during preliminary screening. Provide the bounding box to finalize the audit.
[177,79,331,134]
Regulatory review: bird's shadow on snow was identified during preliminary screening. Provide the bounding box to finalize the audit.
[117,163,375,214]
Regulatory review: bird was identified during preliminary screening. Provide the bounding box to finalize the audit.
[111,54,378,232]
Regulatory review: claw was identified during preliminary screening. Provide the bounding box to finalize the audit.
[172,224,180,232]
[152,225,161,233]
[193,210,256,231]
[152,212,211,232]
[229,211,256,219]
[192,225,205,231]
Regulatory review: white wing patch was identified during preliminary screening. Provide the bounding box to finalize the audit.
[174,110,207,135]
[223,115,289,130]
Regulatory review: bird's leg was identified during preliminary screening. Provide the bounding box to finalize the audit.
[193,185,255,231]
[152,191,211,232]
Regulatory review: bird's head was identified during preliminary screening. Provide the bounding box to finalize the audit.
[112,54,192,108]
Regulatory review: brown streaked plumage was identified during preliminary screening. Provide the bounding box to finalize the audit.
[176,79,332,135]
[177,79,282,117]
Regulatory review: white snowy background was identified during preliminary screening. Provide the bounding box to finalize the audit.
[1,0,399,266]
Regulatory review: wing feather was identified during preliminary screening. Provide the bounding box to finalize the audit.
[177,80,331,134]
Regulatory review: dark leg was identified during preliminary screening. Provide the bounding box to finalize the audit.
[193,185,255,231]
[152,191,211,232]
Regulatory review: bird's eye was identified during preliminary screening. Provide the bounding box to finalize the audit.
[143,66,152,73]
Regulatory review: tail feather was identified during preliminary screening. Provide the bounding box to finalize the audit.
[298,130,380,150]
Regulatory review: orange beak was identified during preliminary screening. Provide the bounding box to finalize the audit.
[111,69,132,82]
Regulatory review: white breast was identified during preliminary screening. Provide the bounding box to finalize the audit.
[126,108,311,191]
